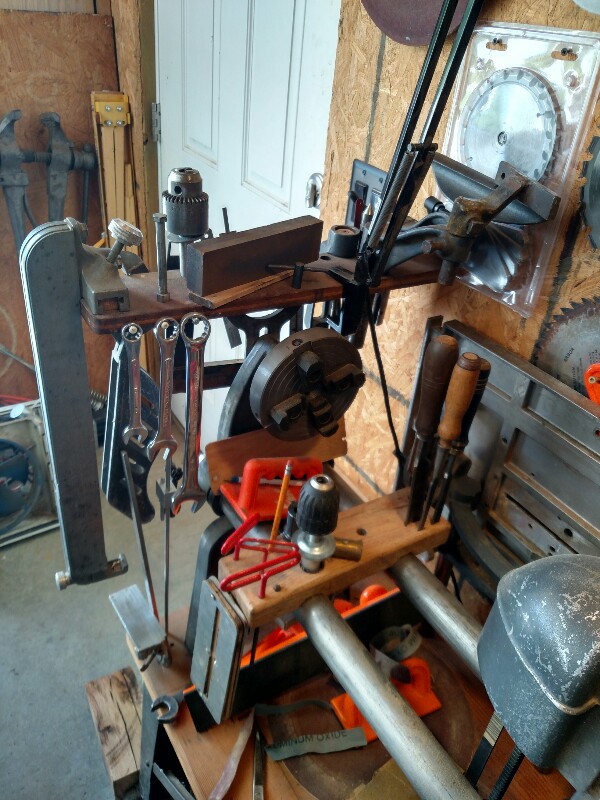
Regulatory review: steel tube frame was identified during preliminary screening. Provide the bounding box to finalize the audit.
[389,553,482,678]
[296,594,480,800]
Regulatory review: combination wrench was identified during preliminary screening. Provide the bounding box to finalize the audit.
[147,318,180,461]
[171,312,211,514]
[122,323,148,444]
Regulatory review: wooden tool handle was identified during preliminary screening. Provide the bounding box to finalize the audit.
[414,335,459,439]
[459,358,491,445]
[438,352,481,447]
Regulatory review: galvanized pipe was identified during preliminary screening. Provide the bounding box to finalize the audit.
[389,553,482,678]
[296,595,480,800]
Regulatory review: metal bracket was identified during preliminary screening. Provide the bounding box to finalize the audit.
[151,102,161,143]
[190,577,245,724]
[109,584,166,661]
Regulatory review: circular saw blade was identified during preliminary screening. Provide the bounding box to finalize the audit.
[534,296,600,394]
[459,67,560,182]
[581,135,600,249]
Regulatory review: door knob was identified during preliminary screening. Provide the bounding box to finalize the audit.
[305,173,323,209]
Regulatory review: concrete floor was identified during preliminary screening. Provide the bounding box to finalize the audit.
[0,449,215,799]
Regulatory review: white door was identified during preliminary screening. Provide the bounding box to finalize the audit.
[155,0,341,443]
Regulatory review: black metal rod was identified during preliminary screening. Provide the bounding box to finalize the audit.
[371,0,487,285]
[376,0,460,202]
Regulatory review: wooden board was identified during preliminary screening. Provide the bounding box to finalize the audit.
[85,666,142,799]
[188,216,323,296]
[0,10,118,398]
[81,257,440,334]
[111,0,157,271]
[127,608,313,800]
[219,488,450,628]
[205,421,348,494]
[319,0,600,499]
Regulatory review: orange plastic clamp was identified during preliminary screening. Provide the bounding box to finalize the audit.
[330,656,442,743]
[220,456,322,521]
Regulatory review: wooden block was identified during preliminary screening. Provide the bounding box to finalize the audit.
[205,421,348,494]
[219,488,450,628]
[85,667,142,799]
[187,216,323,296]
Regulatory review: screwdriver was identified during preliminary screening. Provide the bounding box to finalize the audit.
[418,352,481,530]
[430,358,491,524]
[405,335,458,524]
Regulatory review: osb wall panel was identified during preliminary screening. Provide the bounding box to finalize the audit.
[321,0,600,498]
[0,10,118,398]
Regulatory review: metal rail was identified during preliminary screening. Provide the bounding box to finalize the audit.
[296,594,481,800]
[389,553,482,678]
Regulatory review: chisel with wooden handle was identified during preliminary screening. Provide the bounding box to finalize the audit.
[405,334,458,524]
[430,358,491,524]
[418,351,481,529]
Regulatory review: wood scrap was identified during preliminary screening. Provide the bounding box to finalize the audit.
[193,272,291,309]
[85,666,142,800]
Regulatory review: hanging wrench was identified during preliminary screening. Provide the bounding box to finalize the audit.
[147,318,180,461]
[171,313,211,514]
[122,323,148,444]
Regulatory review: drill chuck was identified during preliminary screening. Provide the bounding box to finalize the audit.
[296,474,340,572]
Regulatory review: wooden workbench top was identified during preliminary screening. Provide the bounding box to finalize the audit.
[82,258,440,334]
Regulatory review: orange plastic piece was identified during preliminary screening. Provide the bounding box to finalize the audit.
[359,584,390,604]
[220,456,323,522]
[584,363,600,405]
[330,657,442,743]
[240,586,401,666]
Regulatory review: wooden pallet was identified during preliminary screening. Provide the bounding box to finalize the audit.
[85,666,142,799]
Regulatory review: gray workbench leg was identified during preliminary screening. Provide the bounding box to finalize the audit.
[139,686,160,799]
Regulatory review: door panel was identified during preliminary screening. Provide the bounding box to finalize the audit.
[156,0,341,443]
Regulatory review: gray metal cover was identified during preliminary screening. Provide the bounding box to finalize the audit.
[478,555,600,788]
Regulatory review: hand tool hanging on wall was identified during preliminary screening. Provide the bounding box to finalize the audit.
[405,335,458,523]
[147,318,179,461]
[429,358,490,524]
[418,351,482,529]
[0,109,96,251]
[171,312,211,514]
[121,322,148,445]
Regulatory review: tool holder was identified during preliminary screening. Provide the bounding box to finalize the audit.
[220,537,301,599]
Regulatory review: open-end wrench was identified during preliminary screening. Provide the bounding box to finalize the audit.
[171,312,211,514]
[122,322,148,444]
[147,318,179,461]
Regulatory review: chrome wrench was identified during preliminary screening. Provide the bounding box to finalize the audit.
[147,318,179,461]
[171,312,211,514]
[122,322,148,444]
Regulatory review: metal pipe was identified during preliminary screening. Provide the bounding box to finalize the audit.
[389,553,482,678]
[296,595,480,800]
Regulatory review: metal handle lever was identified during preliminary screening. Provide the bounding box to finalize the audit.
[171,313,211,514]
[122,323,148,444]
[147,318,179,461]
